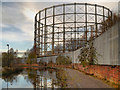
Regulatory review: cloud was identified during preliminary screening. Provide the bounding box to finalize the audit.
[1,2,119,52]
[2,2,35,42]
[2,3,26,25]
[1,2,62,43]
[22,7,37,21]
[2,31,32,41]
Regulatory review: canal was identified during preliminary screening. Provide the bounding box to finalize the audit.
[1,67,113,89]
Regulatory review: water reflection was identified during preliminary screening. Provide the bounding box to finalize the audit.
[2,67,68,89]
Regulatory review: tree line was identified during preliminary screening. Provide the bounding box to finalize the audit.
[2,48,20,67]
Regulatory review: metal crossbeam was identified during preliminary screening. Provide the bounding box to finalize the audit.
[34,3,112,57]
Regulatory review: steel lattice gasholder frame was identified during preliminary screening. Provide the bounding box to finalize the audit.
[34,3,112,57]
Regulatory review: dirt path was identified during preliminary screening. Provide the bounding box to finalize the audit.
[64,68,113,88]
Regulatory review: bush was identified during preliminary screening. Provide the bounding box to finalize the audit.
[78,41,98,66]
[39,60,44,65]
[56,55,72,65]
[48,60,54,64]
[26,51,37,64]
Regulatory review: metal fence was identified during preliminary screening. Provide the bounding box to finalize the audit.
[34,3,112,57]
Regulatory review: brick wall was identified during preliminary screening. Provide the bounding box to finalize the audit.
[47,64,120,85]
[74,64,120,85]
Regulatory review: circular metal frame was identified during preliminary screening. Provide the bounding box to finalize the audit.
[34,3,112,57]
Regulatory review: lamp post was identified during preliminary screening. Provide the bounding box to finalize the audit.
[6,44,9,90]
[7,44,9,67]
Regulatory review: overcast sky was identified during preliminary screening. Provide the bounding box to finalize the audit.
[1,0,119,52]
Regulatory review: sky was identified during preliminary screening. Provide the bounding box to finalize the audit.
[0,0,119,53]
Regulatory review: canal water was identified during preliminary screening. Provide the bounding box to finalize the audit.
[1,67,68,89]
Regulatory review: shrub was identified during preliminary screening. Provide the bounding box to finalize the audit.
[56,55,72,65]
[39,60,44,65]
[26,51,37,64]
[48,60,54,64]
[78,41,98,66]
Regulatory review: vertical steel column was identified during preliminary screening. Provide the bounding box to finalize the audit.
[34,14,37,54]
[103,6,105,32]
[95,4,98,37]
[52,6,55,54]
[74,3,76,50]
[108,9,110,17]
[71,27,73,51]
[41,24,43,55]
[91,25,93,38]
[108,9,112,28]
[63,4,65,53]
[111,11,112,26]
[38,12,41,56]
[58,27,60,53]
[85,3,87,41]
[108,9,110,28]
[44,8,47,55]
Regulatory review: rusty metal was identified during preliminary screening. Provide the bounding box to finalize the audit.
[34,3,112,57]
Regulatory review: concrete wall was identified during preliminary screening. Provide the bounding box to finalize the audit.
[93,22,120,65]
[118,1,120,65]
[38,20,120,65]
[38,48,81,64]
[37,56,57,64]
[93,2,120,65]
